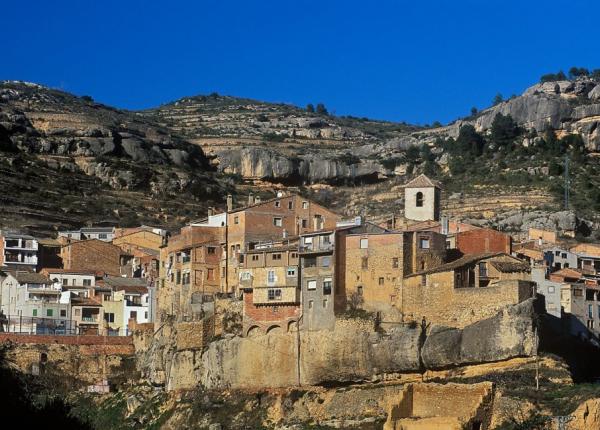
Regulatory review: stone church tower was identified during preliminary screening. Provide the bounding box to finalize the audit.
[404,174,441,221]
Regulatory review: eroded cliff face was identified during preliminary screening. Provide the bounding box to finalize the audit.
[132,299,540,392]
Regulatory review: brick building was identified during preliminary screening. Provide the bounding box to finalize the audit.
[401,253,533,327]
[454,228,512,255]
[220,193,340,294]
[60,239,133,276]
[239,238,300,336]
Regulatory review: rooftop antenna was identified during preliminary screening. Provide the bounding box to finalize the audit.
[564,155,570,210]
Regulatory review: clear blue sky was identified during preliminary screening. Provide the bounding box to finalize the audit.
[3,1,599,125]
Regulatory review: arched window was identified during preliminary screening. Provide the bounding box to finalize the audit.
[416,192,424,207]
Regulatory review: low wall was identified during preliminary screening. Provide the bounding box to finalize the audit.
[0,334,137,386]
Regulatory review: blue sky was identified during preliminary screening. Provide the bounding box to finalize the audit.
[2,1,599,124]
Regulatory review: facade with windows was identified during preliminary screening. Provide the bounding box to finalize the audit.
[342,230,446,317]
[0,271,70,333]
[0,231,39,271]
[299,230,337,331]
[239,239,300,336]
[58,227,115,242]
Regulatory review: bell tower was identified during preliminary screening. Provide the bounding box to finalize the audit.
[404,174,440,221]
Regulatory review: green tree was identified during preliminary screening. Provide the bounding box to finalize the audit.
[306,103,315,113]
[455,124,485,156]
[492,93,504,106]
[490,113,519,147]
[81,95,93,103]
[470,106,478,116]
[569,66,590,79]
[316,103,328,115]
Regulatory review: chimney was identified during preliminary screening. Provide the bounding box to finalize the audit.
[226,194,233,212]
[255,195,262,204]
[248,193,254,206]
[208,207,214,217]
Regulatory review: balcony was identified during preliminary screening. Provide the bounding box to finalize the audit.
[299,242,333,254]
[4,239,38,251]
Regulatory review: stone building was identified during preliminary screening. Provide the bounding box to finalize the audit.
[403,174,441,222]
[101,276,149,335]
[342,230,446,318]
[560,280,600,338]
[58,226,115,242]
[531,266,562,318]
[60,239,133,276]
[158,222,225,322]
[401,253,533,327]
[219,193,340,294]
[544,247,578,271]
[239,238,301,336]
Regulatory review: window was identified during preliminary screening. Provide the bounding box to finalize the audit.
[574,289,583,297]
[589,304,594,319]
[562,253,567,258]
[357,286,363,296]
[360,238,368,249]
[304,236,313,245]
[275,200,281,208]
[287,267,296,277]
[62,279,68,286]
[301,219,308,228]
[182,271,190,285]
[446,240,451,249]
[288,201,293,209]
[588,320,595,329]
[145,311,148,319]
[33,309,38,316]
[268,289,282,300]
[321,256,331,267]
[207,247,216,255]
[60,309,66,317]
[268,270,276,283]
[419,238,430,249]
[291,252,298,259]
[130,311,137,319]
[555,251,560,256]
[207,268,214,280]
[273,217,283,227]
[304,256,317,267]
[176,270,181,284]
[323,278,332,295]
[362,257,368,270]
[302,201,309,209]
[72,278,77,286]
[47,309,53,317]
[323,235,331,244]
[83,279,91,286]
[252,255,259,261]
[234,216,239,224]
[240,271,251,280]
[416,192,424,207]
[307,280,317,290]
[392,258,399,268]
[104,313,115,323]
[272,253,282,260]
[308,300,314,309]
[323,299,328,308]
[99,233,107,239]
[479,262,488,277]
[379,277,384,286]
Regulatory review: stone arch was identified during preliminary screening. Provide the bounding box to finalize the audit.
[287,320,298,332]
[246,325,260,337]
[40,352,48,363]
[266,325,283,335]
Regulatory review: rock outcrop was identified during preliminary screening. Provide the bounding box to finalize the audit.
[421,298,538,369]
[194,299,540,390]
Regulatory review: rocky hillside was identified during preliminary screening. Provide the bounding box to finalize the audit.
[0,81,229,234]
[3,72,600,235]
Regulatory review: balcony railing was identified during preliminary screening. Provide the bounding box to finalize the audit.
[299,242,333,253]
